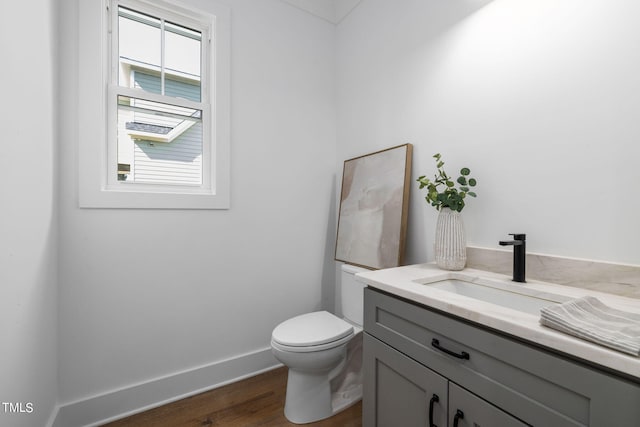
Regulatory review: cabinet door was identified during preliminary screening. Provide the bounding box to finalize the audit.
[448,382,527,427]
[364,333,448,427]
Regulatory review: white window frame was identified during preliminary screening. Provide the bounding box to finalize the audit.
[79,0,230,209]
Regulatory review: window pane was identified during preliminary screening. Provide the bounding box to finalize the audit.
[133,70,201,102]
[118,7,161,86]
[165,22,202,101]
[117,95,203,185]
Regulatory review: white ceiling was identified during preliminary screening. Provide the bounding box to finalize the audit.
[281,0,362,24]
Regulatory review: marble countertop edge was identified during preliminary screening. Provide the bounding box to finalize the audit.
[356,263,640,382]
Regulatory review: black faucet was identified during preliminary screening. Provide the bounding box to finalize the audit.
[499,234,526,283]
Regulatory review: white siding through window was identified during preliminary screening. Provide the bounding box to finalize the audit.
[122,70,203,185]
[133,122,202,184]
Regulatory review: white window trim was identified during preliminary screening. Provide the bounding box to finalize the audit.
[78,0,230,209]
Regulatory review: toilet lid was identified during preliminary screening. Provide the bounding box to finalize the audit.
[272,311,354,347]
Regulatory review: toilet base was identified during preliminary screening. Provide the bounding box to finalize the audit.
[283,369,362,424]
[282,333,363,424]
[284,369,332,424]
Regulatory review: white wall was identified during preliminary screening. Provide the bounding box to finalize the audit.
[0,0,59,426]
[336,0,640,266]
[58,0,336,409]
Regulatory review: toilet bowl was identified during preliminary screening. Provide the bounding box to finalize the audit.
[270,264,366,424]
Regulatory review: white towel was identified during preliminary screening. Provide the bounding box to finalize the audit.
[540,296,640,356]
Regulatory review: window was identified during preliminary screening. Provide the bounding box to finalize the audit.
[78,0,230,209]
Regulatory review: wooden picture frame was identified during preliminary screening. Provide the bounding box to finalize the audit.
[335,144,413,270]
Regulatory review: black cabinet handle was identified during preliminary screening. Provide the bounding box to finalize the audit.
[431,339,470,360]
[429,393,439,427]
[453,409,464,427]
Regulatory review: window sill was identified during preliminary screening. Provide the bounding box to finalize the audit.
[79,185,229,209]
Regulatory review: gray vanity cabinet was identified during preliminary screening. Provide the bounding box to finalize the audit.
[364,333,448,427]
[364,333,526,427]
[363,287,640,427]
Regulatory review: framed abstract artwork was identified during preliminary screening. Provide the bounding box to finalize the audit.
[335,144,413,270]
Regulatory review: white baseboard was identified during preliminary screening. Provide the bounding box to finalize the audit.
[52,347,280,427]
[46,405,60,427]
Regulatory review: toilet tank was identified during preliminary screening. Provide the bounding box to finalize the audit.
[341,264,368,326]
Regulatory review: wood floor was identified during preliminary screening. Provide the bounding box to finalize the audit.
[101,367,362,427]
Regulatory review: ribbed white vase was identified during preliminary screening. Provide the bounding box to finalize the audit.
[434,208,466,271]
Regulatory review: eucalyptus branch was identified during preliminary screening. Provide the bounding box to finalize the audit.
[416,153,477,213]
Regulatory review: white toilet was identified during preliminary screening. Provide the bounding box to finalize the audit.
[271,263,367,424]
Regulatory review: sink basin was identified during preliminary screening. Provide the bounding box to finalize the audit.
[420,277,570,315]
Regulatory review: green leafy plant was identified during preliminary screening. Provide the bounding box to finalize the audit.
[416,153,477,212]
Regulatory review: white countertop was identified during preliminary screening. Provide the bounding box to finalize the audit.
[356,263,640,381]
